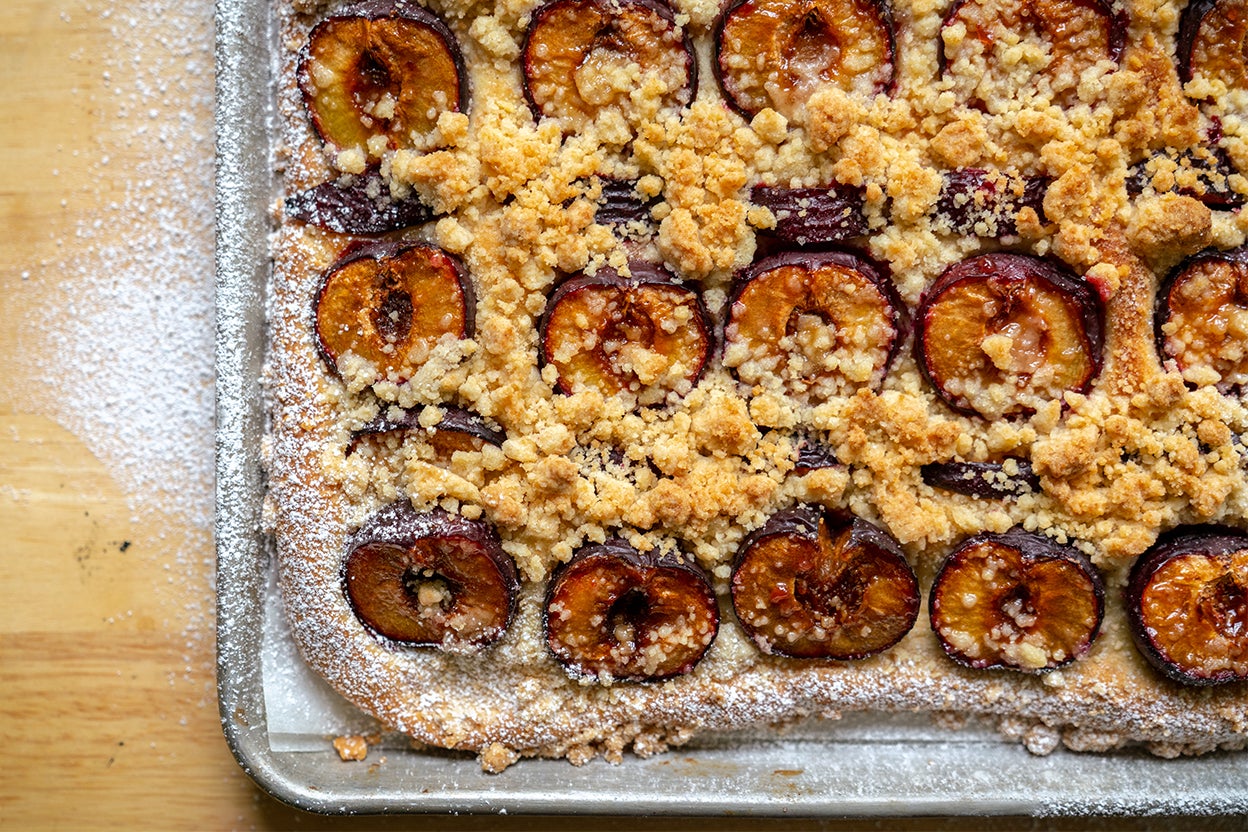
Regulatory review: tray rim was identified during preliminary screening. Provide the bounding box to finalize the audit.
[212,0,1248,816]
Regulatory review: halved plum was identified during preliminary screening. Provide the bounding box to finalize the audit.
[594,178,658,226]
[1126,525,1248,686]
[921,458,1041,498]
[1127,146,1245,210]
[298,0,467,155]
[351,404,505,454]
[930,528,1104,672]
[1177,0,1248,89]
[1155,246,1248,391]
[793,434,840,475]
[939,0,1124,107]
[314,241,474,382]
[544,538,719,681]
[714,0,895,121]
[343,502,519,650]
[538,262,711,406]
[934,169,1050,237]
[286,167,435,235]
[731,505,919,659]
[722,250,908,400]
[750,185,869,245]
[915,253,1104,419]
[521,0,696,130]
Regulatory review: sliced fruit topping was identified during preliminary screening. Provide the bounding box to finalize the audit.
[315,241,474,383]
[1177,0,1248,89]
[521,0,695,130]
[915,253,1104,419]
[1127,526,1248,686]
[930,528,1104,672]
[731,505,919,659]
[286,167,435,235]
[351,404,504,454]
[939,0,1124,107]
[793,435,840,475]
[298,0,467,156]
[722,250,908,400]
[538,262,711,406]
[714,0,895,121]
[921,459,1040,499]
[343,503,519,650]
[750,185,869,245]
[1156,246,1248,391]
[544,538,719,681]
[934,169,1050,237]
[1127,147,1245,210]
[594,178,658,226]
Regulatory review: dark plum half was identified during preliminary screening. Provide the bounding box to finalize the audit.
[594,178,659,226]
[921,459,1041,499]
[343,503,519,650]
[793,435,840,475]
[722,249,909,400]
[298,0,468,154]
[934,169,1050,237]
[314,241,474,383]
[750,185,869,245]
[544,538,720,681]
[1177,0,1248,89]
[1126,525,1248,686]
[714,0,896,121]
[351,404,505,454]
[731,505,919,660]
[538,261,711,406]
[915,253,1104,419]
[939,0,1125,106]
[520,0,696,130]
[286,167,435,235]
[930,528,1104,672]
[1155,245,1248,391]
[1127,146,1244,210]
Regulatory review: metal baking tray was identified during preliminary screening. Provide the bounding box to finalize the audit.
[213,0,1248,815]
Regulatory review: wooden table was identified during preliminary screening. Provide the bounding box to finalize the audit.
[0,0,1242,828]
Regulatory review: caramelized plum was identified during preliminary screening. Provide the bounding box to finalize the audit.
[934,169,1050,237]
[750,185,869,245]
[921,459,1040,498]
[939,0,1124,107]
[594,178,657,226]
[538,262,711,406]
[1177,0,1248,89]
[315,241,474,382]
[714,0,895,121]
[298,0,467,155]
[731,505,919,659]
[1127,526,1248,686]
[793,435,839,475]
[521,0,696,131]
[915,253,1104,419]
[544,539,719,681]
[722,250,908,400]
[343,503,519,650]
[352,404,505,454]
[1127,147,1244,210]
[286,167,434,234]
[930,528,1104,671]
[1155,246,1248,390]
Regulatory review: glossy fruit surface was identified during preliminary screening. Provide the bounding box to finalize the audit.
[915,253,1103,419]
[286,167,434,234]
[750,185,868,244]
[1126,525,1248,686]
[1177,0,1248,89]
[714,0,895,120]
[343,503,519,650]
[539,262,711,406]
[544,539,719,681]
[315,241,473,382]
[722,250,907,400]
[1155,246,1248,391]
[521,0,695,130]
[1127,147,1244,210]
[930,528,1104,671]
[921,459,1040,499]
[731,505,919,659]
[934,169,1049,237]
[352,405,505,454]
[298,0,466,154]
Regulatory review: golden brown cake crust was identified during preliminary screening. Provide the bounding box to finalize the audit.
[266,0,1248,768]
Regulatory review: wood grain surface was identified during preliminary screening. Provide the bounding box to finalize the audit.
[0,0,1243,829]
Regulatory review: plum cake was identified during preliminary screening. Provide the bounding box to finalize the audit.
[265,0,1248,770]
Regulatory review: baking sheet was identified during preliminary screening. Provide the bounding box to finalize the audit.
[213,0,1248,815]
